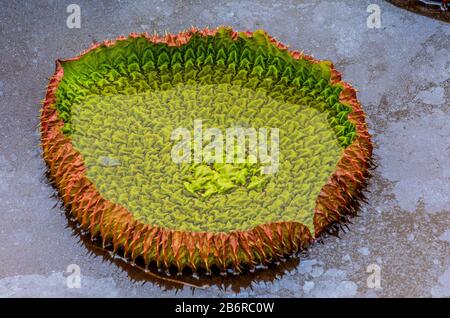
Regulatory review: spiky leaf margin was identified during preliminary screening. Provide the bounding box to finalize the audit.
[40,27,373,272]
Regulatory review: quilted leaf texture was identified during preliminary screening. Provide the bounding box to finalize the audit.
[41,27,372,272]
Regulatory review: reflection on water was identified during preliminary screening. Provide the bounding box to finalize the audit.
[64,211,306,293]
